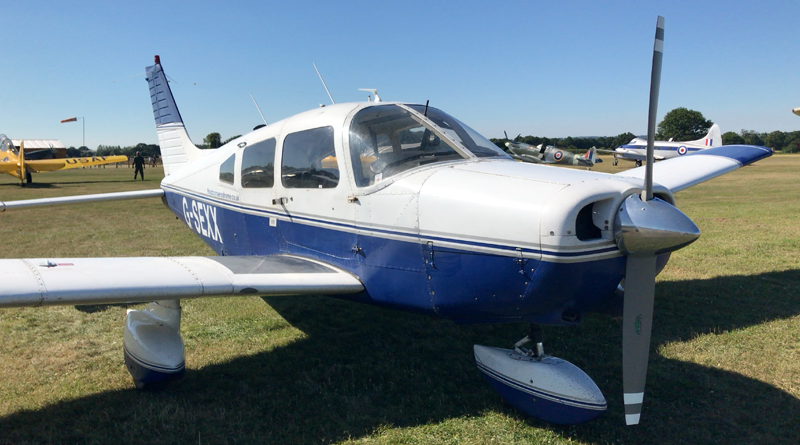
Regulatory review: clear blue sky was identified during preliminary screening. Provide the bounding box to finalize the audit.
[2,0,798,149]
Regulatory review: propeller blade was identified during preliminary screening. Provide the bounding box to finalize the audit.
[616,193,700,426]
[643,15,664,202]
[622,255,657,425]
[504,130,509,140]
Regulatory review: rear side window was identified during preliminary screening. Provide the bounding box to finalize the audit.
[281,126,338,189]
[220,154,235,184]
[241,138,276,188]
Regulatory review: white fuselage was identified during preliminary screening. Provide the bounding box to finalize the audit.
[159,102,671,324]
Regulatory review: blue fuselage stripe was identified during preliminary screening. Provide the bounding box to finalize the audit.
[163,185,618,259]
[163,188,626,325]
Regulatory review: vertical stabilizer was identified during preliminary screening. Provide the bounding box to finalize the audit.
[145,56,203,176]
[693,123,721,147]
[585,146,597,164]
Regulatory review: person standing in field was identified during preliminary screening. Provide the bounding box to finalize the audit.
[133,151,146,180]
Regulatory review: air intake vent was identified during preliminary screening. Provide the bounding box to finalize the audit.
[576,204,602,241]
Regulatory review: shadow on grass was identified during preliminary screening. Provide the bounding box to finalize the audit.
[74,303,133,313]
[0,182,56,189]
[1,270,799,444]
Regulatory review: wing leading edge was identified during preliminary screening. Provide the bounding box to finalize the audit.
[615,144,772,193]
[0,255,364,308]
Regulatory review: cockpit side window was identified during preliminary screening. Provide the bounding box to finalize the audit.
[220,154,235,185]
[349,105,466,187]
[281,126,339,189]
[241,138,276,188]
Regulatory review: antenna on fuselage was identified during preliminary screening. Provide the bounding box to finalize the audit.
[359,89,381,102]
[249,93,268,126]
[313,63,335,105]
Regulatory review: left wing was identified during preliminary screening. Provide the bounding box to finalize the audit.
[616,145,772,192]
[26,155,128,172]
[510,154,542,164]
[0,255,364,308]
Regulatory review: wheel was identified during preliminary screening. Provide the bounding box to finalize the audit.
[25,170,32,184]
[613,159,618,166]
[635,160,642,167]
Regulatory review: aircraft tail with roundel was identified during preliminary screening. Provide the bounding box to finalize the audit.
[690,123,722,148]
[146,55,208,177]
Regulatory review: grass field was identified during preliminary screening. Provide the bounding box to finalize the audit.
[0,156,798,444]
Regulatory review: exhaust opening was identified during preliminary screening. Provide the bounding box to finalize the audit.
[576,204,602,241]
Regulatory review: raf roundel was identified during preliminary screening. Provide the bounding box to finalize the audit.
[678,146,688,155]
[554,150,563,161]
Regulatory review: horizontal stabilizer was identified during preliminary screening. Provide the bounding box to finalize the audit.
[616,145,772,192]
[0,255,364,308]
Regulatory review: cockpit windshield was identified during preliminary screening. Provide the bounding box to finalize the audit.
[406,105,507,159]
[0,135,16,155]
[349,105,507,187]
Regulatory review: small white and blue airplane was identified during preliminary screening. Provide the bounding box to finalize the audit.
[0,19,774,426]
[600,123,722,166]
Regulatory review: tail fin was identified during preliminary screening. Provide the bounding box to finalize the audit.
[692,123,722,148]
[584,146,597,163]
[146,55,203,176]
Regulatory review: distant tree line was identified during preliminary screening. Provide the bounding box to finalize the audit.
[93,143,161,158]
[197,132,241,149]
[490,107,800,154]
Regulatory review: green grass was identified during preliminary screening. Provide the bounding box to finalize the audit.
[0,157,798,444]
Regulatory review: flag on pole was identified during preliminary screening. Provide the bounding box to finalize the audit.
[60,117,77,123]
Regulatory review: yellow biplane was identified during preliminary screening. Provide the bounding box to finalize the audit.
[0,134,128,186]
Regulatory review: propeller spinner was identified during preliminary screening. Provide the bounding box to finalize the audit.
[615,16,701,426]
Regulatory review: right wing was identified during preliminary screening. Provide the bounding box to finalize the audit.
[615,145,772,193]
[0,255,364,308]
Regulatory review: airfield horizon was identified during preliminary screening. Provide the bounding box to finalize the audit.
[0,156,798,444]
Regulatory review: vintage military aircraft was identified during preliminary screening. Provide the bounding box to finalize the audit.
[504,132,599,167]
[0,134,127,185]
[0,19,774,426]
[599,123,722,166]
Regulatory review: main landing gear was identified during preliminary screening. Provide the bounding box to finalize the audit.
[123,300,186,389]
[635,160,643,167]
[474,324,607,424]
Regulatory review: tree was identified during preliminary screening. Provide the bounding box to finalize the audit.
[612,132,637,148]
[204,132,222,148]
[722,131,745,145]
[740,130,764,147]
[784,138,800,153]
[222,135,242,145]
[656,108,713,141]
[763,131,785,150]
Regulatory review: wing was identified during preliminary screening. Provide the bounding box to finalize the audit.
[26,155,129,172]
[1,189,164,212]
[0,255,364,308]
[510,154,542,164]
[615,145,772,192]
[599,149,665,162]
